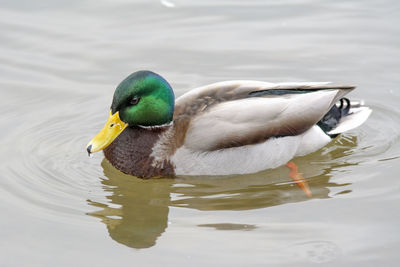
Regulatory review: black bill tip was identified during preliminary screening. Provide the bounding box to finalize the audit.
[87,145,92,156]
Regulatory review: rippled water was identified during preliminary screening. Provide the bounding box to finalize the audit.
[1,0,400,266]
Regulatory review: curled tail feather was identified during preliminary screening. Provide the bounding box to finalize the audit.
[318,98,372,137]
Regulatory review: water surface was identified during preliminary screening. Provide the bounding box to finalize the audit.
[1,0,400,266]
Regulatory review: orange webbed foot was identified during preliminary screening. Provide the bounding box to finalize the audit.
[286,162,312,198]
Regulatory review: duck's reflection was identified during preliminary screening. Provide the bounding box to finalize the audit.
[88,135,357,249]
[88,167,173,249]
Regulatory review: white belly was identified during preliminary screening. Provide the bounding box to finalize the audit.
[172,126,331,176]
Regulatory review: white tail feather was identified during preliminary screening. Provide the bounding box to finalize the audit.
[328,106,372,135]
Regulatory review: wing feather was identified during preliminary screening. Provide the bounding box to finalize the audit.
[173,81,354,151]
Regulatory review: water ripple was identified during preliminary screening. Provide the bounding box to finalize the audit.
[0,102,108,223]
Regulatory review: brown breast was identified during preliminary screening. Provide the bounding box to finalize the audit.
[103,126,175,178]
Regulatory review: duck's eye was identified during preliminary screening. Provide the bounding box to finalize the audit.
[130,97,140,105]
[110,123,115,128]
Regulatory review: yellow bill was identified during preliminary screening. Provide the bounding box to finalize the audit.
[86,110,128,154]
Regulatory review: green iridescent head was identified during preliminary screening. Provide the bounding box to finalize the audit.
[111,71,175,126]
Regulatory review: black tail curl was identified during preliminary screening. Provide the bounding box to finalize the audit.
[317,98,351,137]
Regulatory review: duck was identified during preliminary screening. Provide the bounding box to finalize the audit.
[86,70,372,178]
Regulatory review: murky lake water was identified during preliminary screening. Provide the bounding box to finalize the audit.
[1,0,400,266]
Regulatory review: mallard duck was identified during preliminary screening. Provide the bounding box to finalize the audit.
[86,70,371,178]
